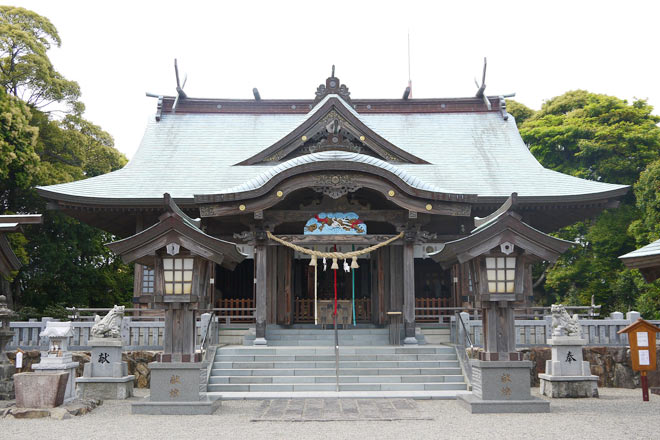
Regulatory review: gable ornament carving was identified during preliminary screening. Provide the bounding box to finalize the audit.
[311,174,361,200]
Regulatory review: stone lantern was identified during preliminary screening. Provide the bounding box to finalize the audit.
[107,194,245,414]
[433,194,572,413]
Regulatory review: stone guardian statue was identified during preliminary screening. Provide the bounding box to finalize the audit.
[90,305,125,339]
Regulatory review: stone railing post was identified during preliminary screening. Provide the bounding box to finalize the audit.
[626,311,641,323]
[458,311,470,346]
[121,316,131,346]
[544,315,553,342]
[609,311,624,320]
[200,313,212,347]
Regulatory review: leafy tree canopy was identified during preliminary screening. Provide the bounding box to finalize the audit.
[506,100,535,127]
[0,88,39,204]
[521,90,660,186]
[629,159,660,246]
[0,6,81,111]
[0,7,132,314]
[522,91,660,316]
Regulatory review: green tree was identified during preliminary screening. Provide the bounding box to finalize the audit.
[629,159,660,245]
[521,90,660,186]
[0,7,132,314]
[0,88,39,208]
[0,6,80,111]
[506,100,535,127]
[521,91,660,316]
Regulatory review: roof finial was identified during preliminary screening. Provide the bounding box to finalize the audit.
[332,65,335,77]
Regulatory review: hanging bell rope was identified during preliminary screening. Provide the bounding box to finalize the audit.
[266,231,404,258]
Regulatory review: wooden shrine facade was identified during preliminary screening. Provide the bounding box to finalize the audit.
[36,70,630,344]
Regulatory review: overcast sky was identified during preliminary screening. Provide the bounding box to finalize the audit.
[10,0,660,159]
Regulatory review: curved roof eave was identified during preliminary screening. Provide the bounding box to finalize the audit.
[194,151,475,204]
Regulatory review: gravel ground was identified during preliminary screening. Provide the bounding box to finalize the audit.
[1,388,659,440]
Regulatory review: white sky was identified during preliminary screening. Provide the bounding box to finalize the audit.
[9,0,660,159]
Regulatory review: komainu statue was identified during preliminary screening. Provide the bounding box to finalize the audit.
[550,304,581,337]
[91,305,125,338]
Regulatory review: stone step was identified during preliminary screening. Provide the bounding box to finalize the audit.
[210,367,463,376]
[263,340,391,346]
[206,382,468,392]
[280,337,394,342]
[217,346,455,355]
[208,374,466,384]
[211,360,460,369]
[214,353,458,362]
[204,390,470,400]
[264,329,389,335]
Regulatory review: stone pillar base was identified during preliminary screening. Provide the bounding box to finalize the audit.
[539,374,599,398]
[458,393,550,413]
[33,362,79,403]
[132,398,220,415]
[253,337,267,346]
[0,363,15,400]
[0,379,14,400]
[131,362,218,415]
[459,359,550,413]
[76,375,135,400]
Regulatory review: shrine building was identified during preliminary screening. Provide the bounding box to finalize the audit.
[36,72,628,344]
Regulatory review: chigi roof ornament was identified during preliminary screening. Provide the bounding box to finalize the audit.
[314,65,351,104]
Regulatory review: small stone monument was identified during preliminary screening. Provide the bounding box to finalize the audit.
[539,305,598,397]
[75,305,134,399]
[32,321,79,403]
[0,295,16,399]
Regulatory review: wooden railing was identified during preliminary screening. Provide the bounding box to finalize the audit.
[294,298,371,323]
[414,298,455,323]
[215,298,255,323]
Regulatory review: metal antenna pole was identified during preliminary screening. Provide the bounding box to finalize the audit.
[407,31,412,98]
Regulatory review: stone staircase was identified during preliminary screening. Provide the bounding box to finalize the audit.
[205,343,468,400]
[243,325,425,346]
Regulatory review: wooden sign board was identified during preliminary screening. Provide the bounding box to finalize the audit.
[617,318,659,371]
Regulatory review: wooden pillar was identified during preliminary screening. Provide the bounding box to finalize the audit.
[254,243,268,344]
[133,214,145,308]
[403,241,417,344]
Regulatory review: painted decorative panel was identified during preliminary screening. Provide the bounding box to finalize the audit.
[304,212,366,235]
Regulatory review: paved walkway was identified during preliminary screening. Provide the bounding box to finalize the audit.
[252,398,429,421]
[2,388,660,440]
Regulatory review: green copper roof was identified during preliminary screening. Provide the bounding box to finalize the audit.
[37,98,628,205]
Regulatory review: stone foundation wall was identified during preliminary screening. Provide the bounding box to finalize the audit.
[6,350,160,388]
[468,346,660,388]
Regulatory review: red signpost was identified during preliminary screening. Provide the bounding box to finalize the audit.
[617,318,660,401]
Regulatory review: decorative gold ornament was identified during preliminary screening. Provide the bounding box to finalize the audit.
[388,190,395,197]
[276,190,283,198]
[301,135,307,141]
[426,204,433,211]
[359,135,365,141]
[239,204,246,211]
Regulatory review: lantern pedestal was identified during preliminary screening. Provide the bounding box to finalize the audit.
[0,295,16,400]
[76,338,134,400]
[131,362,219,415]
[539,336,598,398]
[0,362,14,400]
[458,360,550,413]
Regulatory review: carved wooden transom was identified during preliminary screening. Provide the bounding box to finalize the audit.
[311,174,362,199]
